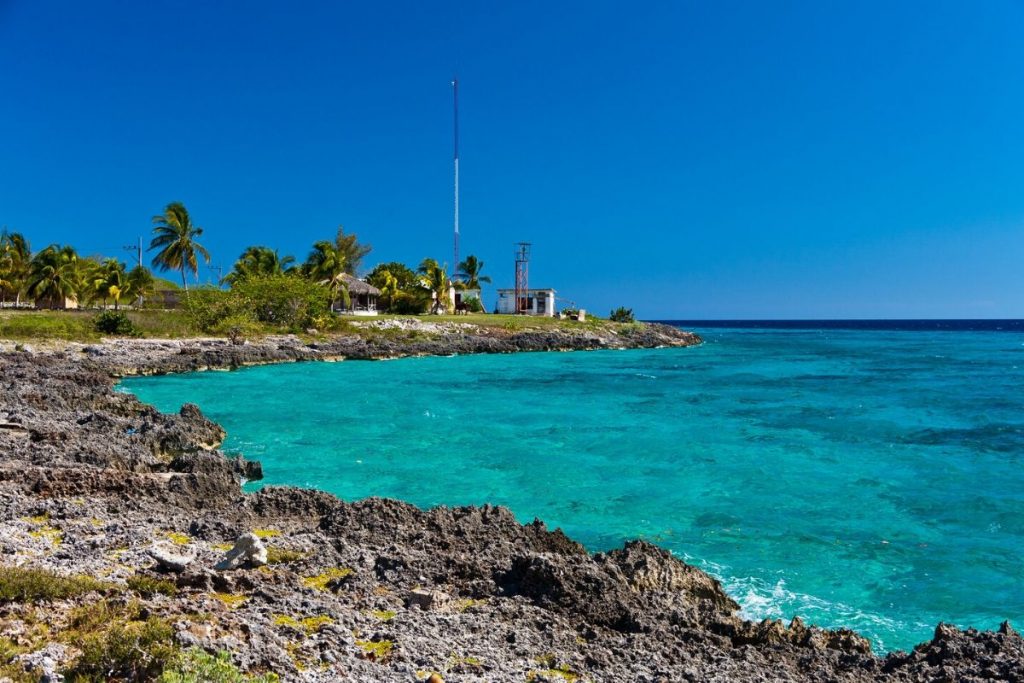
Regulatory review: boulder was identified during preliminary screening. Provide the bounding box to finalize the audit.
[215,532,268,570]
[406,587,450,610]
[147,541,196,573]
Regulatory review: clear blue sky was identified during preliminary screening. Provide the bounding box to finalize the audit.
[2,1,1023,318]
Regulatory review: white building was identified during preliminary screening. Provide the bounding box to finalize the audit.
[495,288,557,317]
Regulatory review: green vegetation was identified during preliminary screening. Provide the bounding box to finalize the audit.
[94,310,139,336]
[127,574,178,597]
[63,600,177,681]
[150,202,211,293]
[528,655,581,682]
[300,567,353,591]
[252,528,281,539]
[455,254,491,290]
[0,230,31,306]
[265,547,307,565]
[355,639,395,661]
[272,614,334,634]
[3,206,633,342]
[418,258,451,314]
[210,592,248,608]
[159,649,279,683]
[454,597,486,612]
[223,246,296,286]
[165,531,191,546]
[0,566,112,603]
[609,306,635,323]
[369,609,396,621]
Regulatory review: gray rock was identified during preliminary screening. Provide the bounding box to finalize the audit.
[147,541,196,572]
[407,587,451,610]
[215,532,268,570]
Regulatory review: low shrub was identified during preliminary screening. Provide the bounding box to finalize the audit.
[127,574,178,597]
[159,649,279,683]
[64,600,177,681]
[0,566,112,603]
[93,310,139,335]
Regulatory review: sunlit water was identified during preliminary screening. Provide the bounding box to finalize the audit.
[121,324,1024,652]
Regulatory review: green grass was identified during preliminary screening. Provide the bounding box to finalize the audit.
[127,575,178,597]
[0,309,624,344]
[0,566,113,603]
[159,649,279,683]
[0,310,98,341]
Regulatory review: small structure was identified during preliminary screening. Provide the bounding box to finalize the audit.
[496,288,557,317]
[337,274,380,316]
[34,294,78,310]
[453,287,481,312]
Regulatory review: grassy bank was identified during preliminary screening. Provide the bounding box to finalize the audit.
[0,310,197,342]
[0,309,618,344]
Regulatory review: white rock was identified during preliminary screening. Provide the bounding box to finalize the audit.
[147,541,195,572]
[215,532,268,571]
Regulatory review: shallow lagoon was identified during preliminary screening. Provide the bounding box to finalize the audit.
[122,326,1024,652]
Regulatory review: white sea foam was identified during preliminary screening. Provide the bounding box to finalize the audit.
[686,553,904,652]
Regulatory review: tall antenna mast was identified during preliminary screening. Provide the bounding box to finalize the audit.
[452,76,460,280]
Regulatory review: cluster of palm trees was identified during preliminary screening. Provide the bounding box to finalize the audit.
[0,230,156,309]
[2,199,493,314]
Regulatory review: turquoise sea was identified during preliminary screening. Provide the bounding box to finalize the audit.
[121,323,1024,653]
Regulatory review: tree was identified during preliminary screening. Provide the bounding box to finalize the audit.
[367,269,400,311]
[149,202,210,293]
[303,240,350,310]
[0,230,32,306]
[609,307,635,323]
[27,244,79,308]
[331,226,371,275]
[224,246,296,286]
[126,265,156,306]
[418,258,451,314]
[456,255,491,290]
[94,258,132,310]
[367,261,419,291]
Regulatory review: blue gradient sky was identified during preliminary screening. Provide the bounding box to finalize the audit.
[2,1,1023,318]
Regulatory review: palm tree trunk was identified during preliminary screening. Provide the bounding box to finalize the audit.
[181,267,188,293]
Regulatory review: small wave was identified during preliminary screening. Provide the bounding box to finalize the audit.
[684,554,905,652]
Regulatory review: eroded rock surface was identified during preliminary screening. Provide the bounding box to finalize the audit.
[1,329,1022,681]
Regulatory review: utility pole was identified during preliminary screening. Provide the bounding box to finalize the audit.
[452,76,460,281]
[123,236,142,269]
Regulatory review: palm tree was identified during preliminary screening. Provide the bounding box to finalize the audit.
[418,258,451,314]
[149,202,210,293]
[224,246,296,286]
[456,255,491,290]
[94,258,132,310]
[303,240,350,310]
[27,244,79,308]
[126,265,155,307]
[0,230,32,306]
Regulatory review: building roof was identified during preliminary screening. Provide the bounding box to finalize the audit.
[342,273,381,296]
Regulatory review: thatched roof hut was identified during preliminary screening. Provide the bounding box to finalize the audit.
[338,274,381,315]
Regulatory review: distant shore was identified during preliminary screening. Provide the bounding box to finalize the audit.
[1,321,1021,682]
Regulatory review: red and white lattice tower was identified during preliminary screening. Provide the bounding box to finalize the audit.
[514,242,530,314]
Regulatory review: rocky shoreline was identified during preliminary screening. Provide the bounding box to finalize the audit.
[1,321,1022,681]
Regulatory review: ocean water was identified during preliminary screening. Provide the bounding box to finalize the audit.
[120,323,1024,652]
